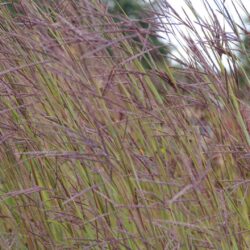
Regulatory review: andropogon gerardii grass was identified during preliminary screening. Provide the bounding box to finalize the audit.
[0,0,249,249]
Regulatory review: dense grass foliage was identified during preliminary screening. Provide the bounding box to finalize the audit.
[0,0,249,249]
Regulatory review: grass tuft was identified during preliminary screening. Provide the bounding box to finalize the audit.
[0,0,250,249]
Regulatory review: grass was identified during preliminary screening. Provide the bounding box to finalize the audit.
[0,0,249,249]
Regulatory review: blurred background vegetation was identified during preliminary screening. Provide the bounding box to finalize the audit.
[102,0,170,68]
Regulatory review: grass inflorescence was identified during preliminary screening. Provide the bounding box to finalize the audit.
[0,0,249,249]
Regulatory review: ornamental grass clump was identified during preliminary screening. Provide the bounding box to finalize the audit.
[0,0,249,249]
